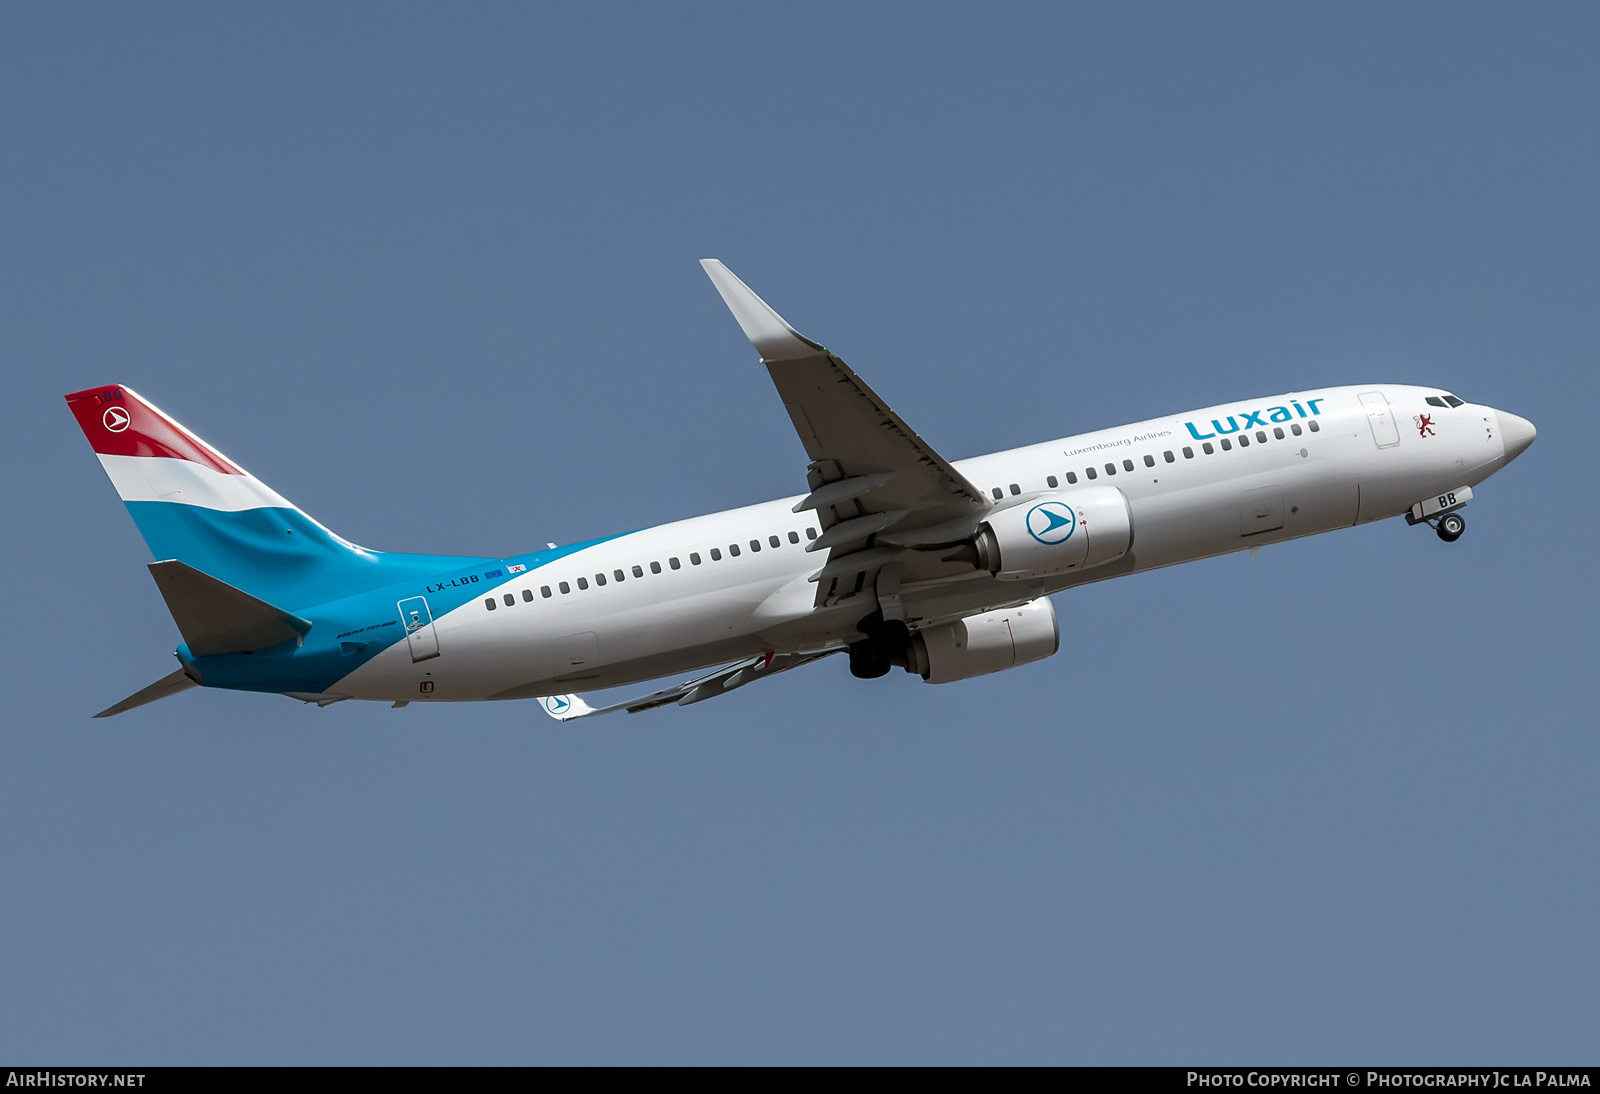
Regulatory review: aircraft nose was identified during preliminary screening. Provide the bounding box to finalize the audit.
[1496,410,1537,465]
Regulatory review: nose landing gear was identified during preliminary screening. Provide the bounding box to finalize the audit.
[1406,486,1472,544]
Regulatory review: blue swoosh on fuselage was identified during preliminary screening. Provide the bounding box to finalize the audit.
[178,534,625,695]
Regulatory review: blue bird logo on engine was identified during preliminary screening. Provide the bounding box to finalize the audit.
[1025,502,1077,545]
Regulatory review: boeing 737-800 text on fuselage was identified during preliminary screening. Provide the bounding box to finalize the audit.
[71,261,1536,719]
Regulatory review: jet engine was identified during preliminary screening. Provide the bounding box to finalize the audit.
[905,598,1059,683]
[969,486,1132,579]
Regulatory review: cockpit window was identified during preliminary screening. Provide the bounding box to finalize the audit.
[1445,395,1464,407]
[1427,394,1466,408]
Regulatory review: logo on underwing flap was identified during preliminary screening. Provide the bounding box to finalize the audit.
[1026,502,1077,545]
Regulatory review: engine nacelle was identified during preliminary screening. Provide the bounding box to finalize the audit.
[907,598,1059,684]
[974,486,1132,579]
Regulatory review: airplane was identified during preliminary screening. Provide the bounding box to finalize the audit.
[69,260,1536,720]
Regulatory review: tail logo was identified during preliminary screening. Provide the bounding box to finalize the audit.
[102,406,131,433]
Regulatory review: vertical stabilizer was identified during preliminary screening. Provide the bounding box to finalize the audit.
[66,385,479,611]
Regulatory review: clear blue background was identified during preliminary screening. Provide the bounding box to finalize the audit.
[2,2,1593,1064]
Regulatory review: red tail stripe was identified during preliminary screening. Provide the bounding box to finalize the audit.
[64,385,244,475]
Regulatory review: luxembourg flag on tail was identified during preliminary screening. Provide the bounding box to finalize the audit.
[64,385,390,612]
[65,385,293,511]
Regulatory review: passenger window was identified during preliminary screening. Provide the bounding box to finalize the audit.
[541,585,552,598]
[1144,455,1155,467]
[1182,446,1194,458]
[1009,483,1020,496]
[1202,442,1214,454]
[1065,471,1078,484]
[668,557,680,570]
[1104,463,1116,476]
[1047,475,1058,488]
[1164,451,1175,463]
[522,589,534,602]
[788,531,799,544]
[595,573,606,586]
[710,548,721,561]
[577,577,589,589]
[559,581,570,594]
[1238,434,1250,447]
[614,569,625,582]
[1290,423,1302,436]
[769,535,780,548]
[729,544,740,557]
[1308,420,1320,432]
[1086,467,1098,480]
[503,593,515,606]
[749,539,760,552]
[1256,431,1267,443]
[806,528,817,540]
[485,598,497,610]
[1124,459,1135,471]
[991,487,1003,500]
[689,553,701,565]
[633,565,644,578]
[650,561,661,574]
[1273,427,1284,440]
[1221,438,1233,450]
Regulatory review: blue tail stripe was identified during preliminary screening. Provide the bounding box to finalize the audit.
[124,501,488,612]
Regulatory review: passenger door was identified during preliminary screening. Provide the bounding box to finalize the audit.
[397,596,440,662]
[1359,391,1401,449]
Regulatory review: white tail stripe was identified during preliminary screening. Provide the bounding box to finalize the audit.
[98,454,293,511]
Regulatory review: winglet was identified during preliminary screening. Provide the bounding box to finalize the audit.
[537,693,596,722]
[699,259,826,362]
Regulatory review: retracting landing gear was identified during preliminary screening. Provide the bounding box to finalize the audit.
[848,611,911,680]
[1406,486,1473,544]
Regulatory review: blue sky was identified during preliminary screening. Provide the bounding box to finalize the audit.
[2,3,1595,1063]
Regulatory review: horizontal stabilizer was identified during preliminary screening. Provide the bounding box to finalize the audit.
[95,667,197,718]
[148,560,313,657]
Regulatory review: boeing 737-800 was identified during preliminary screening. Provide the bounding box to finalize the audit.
[71,260,1536,719]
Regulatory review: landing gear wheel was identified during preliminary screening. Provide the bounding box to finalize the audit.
[848,641,893,679]
[1437,512,1465,542]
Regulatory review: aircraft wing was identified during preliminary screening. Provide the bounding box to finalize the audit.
[538,649,840,721]
[701,260,990,606]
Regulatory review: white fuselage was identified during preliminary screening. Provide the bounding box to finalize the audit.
[334,385,1515,703]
